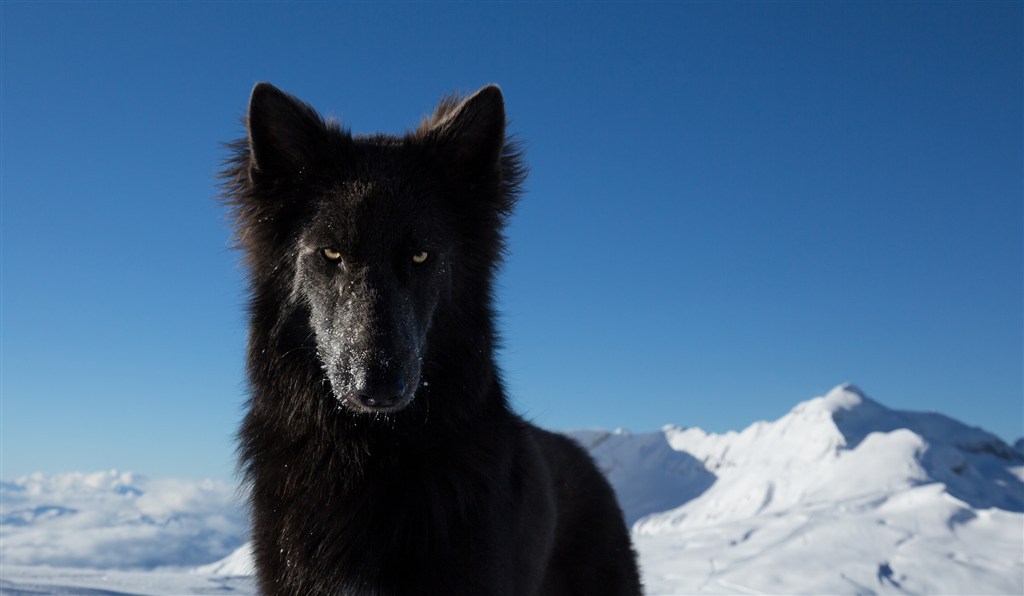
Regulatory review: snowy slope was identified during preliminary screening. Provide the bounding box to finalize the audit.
[572,384,1024,594]
[2,384,1021,595]
[194,541,255,577]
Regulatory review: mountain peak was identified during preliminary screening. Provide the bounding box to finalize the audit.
[833,381,867,399]
[811,382,882,416]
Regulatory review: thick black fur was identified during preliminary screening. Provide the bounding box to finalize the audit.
[222,83,642,595]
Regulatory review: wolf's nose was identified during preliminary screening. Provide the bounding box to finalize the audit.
[355,377,406,409]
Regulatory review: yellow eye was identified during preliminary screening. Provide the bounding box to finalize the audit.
[322,247,342,261]
[412,251,429,264]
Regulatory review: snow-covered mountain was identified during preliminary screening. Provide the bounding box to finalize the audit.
[3,384,1022,595]
[573,384,1024,594]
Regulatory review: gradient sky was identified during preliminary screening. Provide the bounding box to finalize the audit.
[3,2,1021,481]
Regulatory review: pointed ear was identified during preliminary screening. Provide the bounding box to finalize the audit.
[247,82,326,177]
[429,85,506,173]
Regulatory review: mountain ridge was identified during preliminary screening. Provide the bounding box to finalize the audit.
[575,384,1023,594]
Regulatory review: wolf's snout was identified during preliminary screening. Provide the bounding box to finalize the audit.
[354,375,407,410]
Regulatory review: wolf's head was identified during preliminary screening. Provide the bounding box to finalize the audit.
[224,83,524,415]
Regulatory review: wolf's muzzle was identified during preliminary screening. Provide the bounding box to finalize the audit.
[353,374,408,411]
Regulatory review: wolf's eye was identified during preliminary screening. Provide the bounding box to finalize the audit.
[321,247,343,262]
[412,251,429,265]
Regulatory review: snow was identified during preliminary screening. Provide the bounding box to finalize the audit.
[193,542,254,577]
[0,566,254,596]
[622,384,1024,594]
[2,384,1022,595]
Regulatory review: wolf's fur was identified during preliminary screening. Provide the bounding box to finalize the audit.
[223,83,641,595]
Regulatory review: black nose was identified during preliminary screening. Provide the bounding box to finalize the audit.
[355,376,407,410]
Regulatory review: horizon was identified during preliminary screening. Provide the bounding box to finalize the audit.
[2,2,1021,480]
[2,381,1017,482]
[4,379,1021,594]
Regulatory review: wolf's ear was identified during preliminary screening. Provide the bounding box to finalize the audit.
[247,82,326,177]
[428,85,506,174]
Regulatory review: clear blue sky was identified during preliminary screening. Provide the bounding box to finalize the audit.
[3,2,1021,481]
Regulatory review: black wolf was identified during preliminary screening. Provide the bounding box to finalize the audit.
[223,83,641,595]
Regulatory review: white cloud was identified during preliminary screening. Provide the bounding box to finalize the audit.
[0,470,247,569]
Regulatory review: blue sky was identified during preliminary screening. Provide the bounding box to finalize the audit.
[2,2,1021,481]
